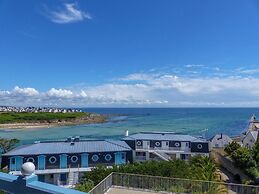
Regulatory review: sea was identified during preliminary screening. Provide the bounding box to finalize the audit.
[0,108,258,145]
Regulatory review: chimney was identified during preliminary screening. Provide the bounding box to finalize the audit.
[125,130,129,137]
[67,136,72,142]
[74,136,80,142]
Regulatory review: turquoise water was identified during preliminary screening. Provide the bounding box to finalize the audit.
[0,108,258,144]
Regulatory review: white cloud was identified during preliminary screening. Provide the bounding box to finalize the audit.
[239,68,259,74]
[47,88,73,98]
[2,72,259,107]
[13,86,39,96]
[185,64,204,68]
[47,3,91,24]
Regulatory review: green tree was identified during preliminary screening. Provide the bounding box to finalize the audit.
[251,140,259,163]
[0,138,19,154]
[224,141,240,155]
[190,156,217,181]
[230,147,255,169]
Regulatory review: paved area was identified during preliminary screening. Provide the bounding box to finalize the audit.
[107,188,159,194]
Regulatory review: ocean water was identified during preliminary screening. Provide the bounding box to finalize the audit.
[0,108,258,144]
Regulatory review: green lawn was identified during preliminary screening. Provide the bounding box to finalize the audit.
[0,112,88,124]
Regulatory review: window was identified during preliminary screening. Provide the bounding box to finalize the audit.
[60,173,67,182]
[105,154,112,161]
[26,157,35,163]
[92,154,99,162]
[180,154,186,160]
[155,141,161,146]
[70,156,78,163]
[136,141,142,146]
[197,144,203,149]
[166,141,169,146]
[136,152,146,156]
[11,158,15,164]
[122,153,126,159]
[175,142,180,147]
[49,156,57,164]
[186,142,189,147]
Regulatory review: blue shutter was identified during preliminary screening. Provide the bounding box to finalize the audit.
[38,155,46,170]
[115,152,121,165]
[115,152,126,165]
[81,153,88,167]
[15,156,23,171]
[60,154,67,169]
[10,157,16,171]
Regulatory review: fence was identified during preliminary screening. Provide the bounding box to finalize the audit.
[88,173,113,194]
[89,172,259,194]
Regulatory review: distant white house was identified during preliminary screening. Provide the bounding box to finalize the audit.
[242,130,258,149]
[210,134,233,148]
[241,114,259,148]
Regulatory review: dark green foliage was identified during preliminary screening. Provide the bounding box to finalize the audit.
[74,179,94,192]
[0,112,87,124]
[224,141,240,155]
[76,156,218,192]
[225,140,259,178]
[0,138,19,154]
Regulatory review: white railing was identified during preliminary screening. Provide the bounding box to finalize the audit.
[136,146,190,152]
[89,172,259,194]
[135,156,146,161]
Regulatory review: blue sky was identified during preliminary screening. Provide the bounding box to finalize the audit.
[1,0,259,107]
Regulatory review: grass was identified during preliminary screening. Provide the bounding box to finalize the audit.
[0,112,88,124]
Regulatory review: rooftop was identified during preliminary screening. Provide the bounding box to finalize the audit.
[123,131,206,142]
[3,139,131,156]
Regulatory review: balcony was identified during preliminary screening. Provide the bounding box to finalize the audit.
[89,172,259,194]
[136,145,190,152]
[0,162,85,194]
[135,156,146,161]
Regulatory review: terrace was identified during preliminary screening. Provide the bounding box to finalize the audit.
[0,162,85,194]
[89,173,259,194]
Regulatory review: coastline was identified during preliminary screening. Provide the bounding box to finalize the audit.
[0,114,107,130]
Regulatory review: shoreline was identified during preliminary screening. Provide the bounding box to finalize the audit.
[0,114,107,130]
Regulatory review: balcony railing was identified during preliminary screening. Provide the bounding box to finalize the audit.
[89,172,259,194]
[88,173,113,194]
[136,145,190,152]
[135,156,146,160]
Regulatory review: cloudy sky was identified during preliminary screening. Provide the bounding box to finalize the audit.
[1,0,259,107]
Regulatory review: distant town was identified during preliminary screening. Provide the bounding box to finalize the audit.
[0,106,82,113]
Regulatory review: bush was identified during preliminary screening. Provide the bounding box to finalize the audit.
[74,180,94,192]
[224,141,241,155]
[76,156,218,192]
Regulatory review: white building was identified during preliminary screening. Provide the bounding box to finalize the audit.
[210,134,232,148]
[242,130,258,149]
[123,132,210,162]
[242,114,259,148]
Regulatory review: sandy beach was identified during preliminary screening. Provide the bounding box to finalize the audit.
[0,114,107,130]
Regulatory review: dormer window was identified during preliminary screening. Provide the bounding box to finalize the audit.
[136,141,142,146]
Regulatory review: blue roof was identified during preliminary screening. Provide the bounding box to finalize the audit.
[3,140,131,156]
[123,132,206,142]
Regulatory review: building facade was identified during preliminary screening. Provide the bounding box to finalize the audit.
[2,138,132,187]
[2,132,210,187]
[210,134,233,148]
[123,132,210,162]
